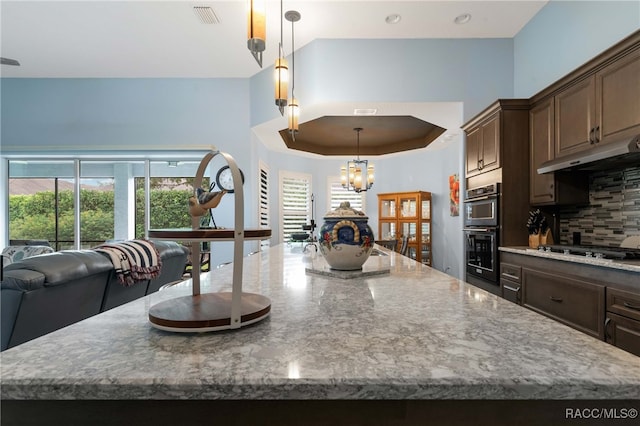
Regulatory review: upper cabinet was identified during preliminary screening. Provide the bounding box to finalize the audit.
[463,99,531,247]
[555,47,640,158]
[530,97,589,206]
[465,112,500,177]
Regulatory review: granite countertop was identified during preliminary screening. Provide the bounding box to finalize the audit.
[2,244,640,400]
[499,246,640,273]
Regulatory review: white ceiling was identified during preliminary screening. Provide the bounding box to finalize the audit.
[1,0,548,78]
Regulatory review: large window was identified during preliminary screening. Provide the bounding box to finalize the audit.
[7,158,206,249]
[279,171,311,243]
[8,161,76,250]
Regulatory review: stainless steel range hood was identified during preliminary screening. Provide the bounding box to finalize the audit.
[537,134,640,174]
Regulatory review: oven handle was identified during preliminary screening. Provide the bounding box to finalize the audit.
[463,228,493,232]
[464,194,498,202]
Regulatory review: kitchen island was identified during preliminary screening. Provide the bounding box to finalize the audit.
[2,244,640,425]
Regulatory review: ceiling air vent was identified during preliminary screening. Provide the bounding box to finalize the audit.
[353,108,377,116]
[193,6,220,24]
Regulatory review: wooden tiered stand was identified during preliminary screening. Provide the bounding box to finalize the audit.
[148,150,271,332]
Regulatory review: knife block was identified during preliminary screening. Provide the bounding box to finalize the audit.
[529,229,554,248]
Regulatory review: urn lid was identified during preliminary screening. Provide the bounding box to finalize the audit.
[323,201,368,220]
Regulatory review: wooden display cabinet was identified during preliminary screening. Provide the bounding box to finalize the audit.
[377,191,431,266]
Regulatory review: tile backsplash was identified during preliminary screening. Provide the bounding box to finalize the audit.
[559,166,640,246]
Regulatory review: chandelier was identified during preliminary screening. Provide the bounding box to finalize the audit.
[340,128,374,193]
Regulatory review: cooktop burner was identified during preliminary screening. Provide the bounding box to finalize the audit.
[539,244,640,260]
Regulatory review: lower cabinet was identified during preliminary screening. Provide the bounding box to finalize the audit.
[500,262,522,304]
[500,251,639,356]
[606,288,640,357]
[522,267,605,339]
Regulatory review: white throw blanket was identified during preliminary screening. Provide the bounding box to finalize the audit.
[95,239,161,286]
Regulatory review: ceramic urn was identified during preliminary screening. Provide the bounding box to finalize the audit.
[318,201,375,270]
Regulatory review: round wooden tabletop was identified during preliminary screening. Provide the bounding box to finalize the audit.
[148,292,271,332]
[148,228,271,241]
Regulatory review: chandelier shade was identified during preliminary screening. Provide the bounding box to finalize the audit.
[285,10,300,139]
[274,0,288,115]
[341,128,374,193]
[274,55,289,114]
[247,0,266,67]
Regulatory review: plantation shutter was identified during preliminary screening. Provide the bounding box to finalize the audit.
[280,172,311,243]
[258,162,270,250]
[328,178,365,212]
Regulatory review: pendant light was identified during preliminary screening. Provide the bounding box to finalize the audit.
[341,128,374,193]
[247,0,266,67]
[274,0,288,115]
[285,10,300,139]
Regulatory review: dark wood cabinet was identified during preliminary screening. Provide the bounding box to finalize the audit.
[595,47,640,145]
[500,250,639,355]
[554,77,595,157]
[529,98,557,205]
[531,31,640,162]
[555,48,640,157]
[522,267,605,339]
[500,262,521,304]
[465,112,500,177]
[606,287,640,356]
[529,97,589,206]
[463,99,530,248]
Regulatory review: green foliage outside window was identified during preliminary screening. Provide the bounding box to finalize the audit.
[9,187,195,246]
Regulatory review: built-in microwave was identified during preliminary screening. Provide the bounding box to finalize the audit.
[464,183,500,228]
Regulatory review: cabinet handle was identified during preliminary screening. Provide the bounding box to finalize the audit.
[589,127,595,144]
[604,317,611,341]
[623,301,640,311]
[503,284,520,293]
[549,296,563,303]
[478,159,484,170]
[594,126,600,144]
[502,273,519,281]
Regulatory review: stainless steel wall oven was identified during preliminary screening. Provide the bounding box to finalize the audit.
[464,184,500,287]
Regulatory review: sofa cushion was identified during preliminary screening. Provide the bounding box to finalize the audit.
[1,269,46,291]
[155,241,190,259]
[4,251,113,287]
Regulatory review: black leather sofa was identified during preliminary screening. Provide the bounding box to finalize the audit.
[1,241,188,351]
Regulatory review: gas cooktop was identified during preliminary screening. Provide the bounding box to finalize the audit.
[539,244,640,260]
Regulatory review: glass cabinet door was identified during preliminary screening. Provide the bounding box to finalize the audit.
[421,222,430,243]
[401,222,417,242]
[421,199,431,220]
[379,197,397,218]
[399,195,418,218]
[379,221,397,240]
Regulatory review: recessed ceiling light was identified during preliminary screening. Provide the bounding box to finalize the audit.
[454,13,471,25]
[385,14,401,25]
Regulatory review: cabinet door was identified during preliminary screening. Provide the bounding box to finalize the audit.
[555,76,596,157]
[465,127,481,177]
[479,113,500,173]
[596,48,640,144]
[530,99,556,205]
[522,267,605,339]
[378,220,397,241]
[398,194,418,219]
[378,196,397,219]
[606,312,640,357]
